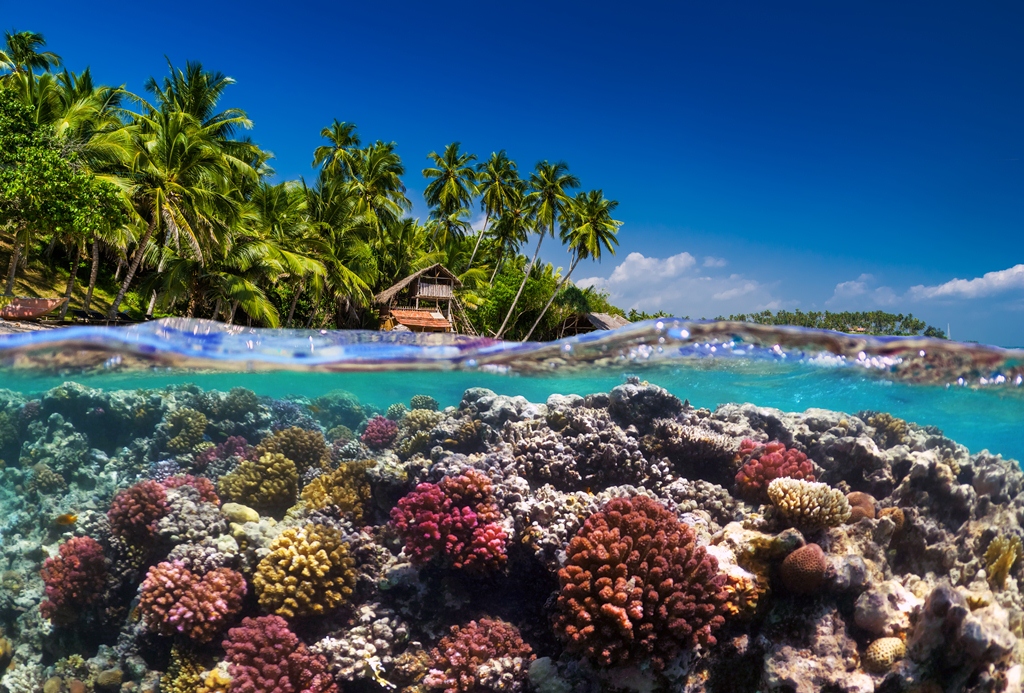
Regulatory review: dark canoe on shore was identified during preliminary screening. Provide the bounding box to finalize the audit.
[0,297,65,319]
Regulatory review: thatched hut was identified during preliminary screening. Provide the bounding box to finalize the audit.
[556,312,631,338]
[374,264,475,334]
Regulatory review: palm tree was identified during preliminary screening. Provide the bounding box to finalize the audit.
[0,30,61,82]
[347,141,410,239]
[423,142,477,247]
[495,160,578,338]
[487,182,532,283]
[312,120,361,179]
[523,189,620,340]
[469,151,517,268]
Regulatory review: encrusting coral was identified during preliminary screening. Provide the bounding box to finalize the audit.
[767,477,852,528]
[390,469,508,573]
[254,523,356,618]
[423,618,534,693]
[734,439,816,503]
[217,451,298,517]
[40,536,108,625]
[553,495,728,670]
[301,459,373,522]
[165,407,208,453]
[138,561,246,642]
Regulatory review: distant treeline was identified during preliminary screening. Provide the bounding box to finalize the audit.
[726,310,947,338]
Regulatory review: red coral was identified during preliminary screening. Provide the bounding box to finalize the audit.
[222,615,337,693]
[390,470,507,573]
[734,440,815,503]
[554,495,728,670]
[107,480,170,543]
[139,561,246,643]
[194,436,250,470]
[162,474,220,505]
[40,536,108,625]
[361,415,399,450]
[424,618,535,693]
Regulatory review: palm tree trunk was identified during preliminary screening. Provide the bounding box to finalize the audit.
[467,213,489,270]
[496,231,546,339]
[227,300,239,325]
[58,244,82,320]
[523,255,580,341]
[286,281,303,326]
[114,257,124,281]
[489,252,503,285]
[109,218,156,318]
[146,291,157,317]
[4,238,22,297]
[212,297,222,321]
[83,241,100,311]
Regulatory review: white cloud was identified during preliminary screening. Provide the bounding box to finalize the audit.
[703,256,727,268]
[827,273,898,308]
[576,252,779,317]
[908,264,1024,300]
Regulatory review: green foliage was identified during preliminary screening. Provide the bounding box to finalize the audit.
[473,261,559,339]
[727,309,947,338]
[627,308,678,321]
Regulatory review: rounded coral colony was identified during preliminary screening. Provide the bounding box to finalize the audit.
[221,615,337,693]
[361,414,399,450]
[424,618,535,693]
[39,536,108,625]
[553,495,728,669]
[107,479,170,543]
[138,561,246,642]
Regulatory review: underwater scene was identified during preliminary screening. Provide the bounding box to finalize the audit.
[0,319,1022,693]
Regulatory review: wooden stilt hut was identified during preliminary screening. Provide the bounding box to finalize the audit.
[374,264,476,334]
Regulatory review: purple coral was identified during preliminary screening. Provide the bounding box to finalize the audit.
[138,561,246,643]
[107,480,170,543]
[40,536,108,625]
[360,415,398,450]
[194,435,250,471]
[390,470,507,572]
[222,615,337,693]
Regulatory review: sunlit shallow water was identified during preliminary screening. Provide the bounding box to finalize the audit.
[0,319,1022,692]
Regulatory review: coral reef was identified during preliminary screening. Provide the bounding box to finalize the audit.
[255,426,330,474]
[222,615,337,693]
[779,543,827,594]
[300,459,373,522]
[138,561,246,642]
[553,495,728,669]
[362,415,399,450]
[734,439,815,503]
[108,480,170,544]
[424,618,534,693]
[254,523,356,618]
[217,451,298,517]
[40,536,108,625]
[767,477,852,528]
[164,408,208,453]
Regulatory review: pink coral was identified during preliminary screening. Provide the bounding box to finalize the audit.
[40,536,108,625]
[390,470,507,572]
[138,561,246,643]
[107,480,170,543]
[163,474,220,504]
[424,618,535,693]
[222,615,337,693]
[554,495,728,670]
[360,415,398,450]
[734,439,816,503]
[194,436,250,470]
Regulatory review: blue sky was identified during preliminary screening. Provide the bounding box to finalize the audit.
[7,1,1024,345]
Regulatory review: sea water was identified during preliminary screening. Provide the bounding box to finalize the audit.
[0,319,1020,692]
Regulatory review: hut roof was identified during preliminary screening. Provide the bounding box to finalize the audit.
[374,264,462,305]
[389,308,452,330]
[586,312,631,330]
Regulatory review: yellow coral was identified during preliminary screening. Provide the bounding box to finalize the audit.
[196,664,232,693]
[867,412,910,448]
[254,523,355,618]
[218,452,298,518]
[166,408,208,453]
[163,646,204,693]
[984,534,1022,589]
[300,460,373,522]
[722,574,762,619]
[863,637,905,673]
[767,478,851,528]
[255,427,329,473]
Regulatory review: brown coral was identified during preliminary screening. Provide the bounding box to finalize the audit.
[217,452,298,518]
[863,637,905,672]
[846,491,877,522]
[255,426,330,474]
[879,507,905,533]
[166,408,208,453]
[254,523,356,618]
[866,412,910,449]
[424,618,535,693]
[554,495,728,670]
[300,460,373,522]
[984,534,1022,589]
[780,543,827,594]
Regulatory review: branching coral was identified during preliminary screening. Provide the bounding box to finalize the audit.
[767,478,852,529]
[301,459,373,522]
[222,615,337,693]
[26,463,66,495]
[166,408,208,453]
[423,618,534,693]
[254,523,356,618]
[163,474,220,504]
[984,534,1022,589]
[362,415,399,450]
[410,394,439,411]
[255,426,330,473]
[108,480,170,543]
[640,420,740,484]
[734,440,815,503]
[214,387,261,420]
[139,561,246,642]
[390,469,508,573]
[217,452,298,517]
[163,646,205,693]
[194,436,250,473]
[40,536,108,625]
[386,402,408,421]
[865,412,910,449]
[554,495,728,669]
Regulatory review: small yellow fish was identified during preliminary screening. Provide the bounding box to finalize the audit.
[53,513,77,526]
